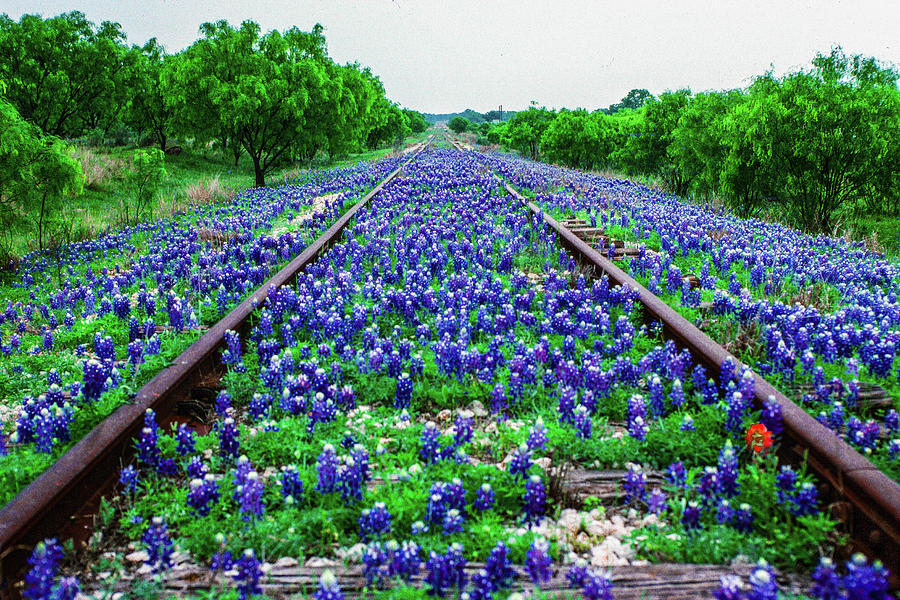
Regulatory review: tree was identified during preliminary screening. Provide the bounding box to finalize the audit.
[402,109,429,134]
[0,94,83,253]
[502,106,555,159]
[124,39,175,151]
[448,116,470,134]
[619,89,692,195]
[738,48,900,232]
[604,88,653,114]
[124,148,166,225]
[0,12,131,137]
[541,110,615,169]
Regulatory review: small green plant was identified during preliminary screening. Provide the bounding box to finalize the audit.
[124,148,167,226]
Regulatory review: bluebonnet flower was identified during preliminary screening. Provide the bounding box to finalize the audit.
[888,439,900,460]
[581,568,614,600]
[682,500,702,531]
[387,540,421,582]
[717,441,740,498]
[394,372,413,408]
[424,544,467,597]
[442,508,465,534]
[474,483,495,511]
[215,390,232,417]
[885,409,899,434]
[734,503,754,533]
[469,568,495,600]
[219,417,240,459]
[680,415,696,431]
[142,516,174,574]
[233,457,265,521]
[509,443,533,480]
[566,558,590,588]
[761,396,783,437]
[24,538,66,600]
[809,557,842,600]
[316,444,339,494]
[646,488,668,514]
[338,445,371,504]
[713,575,744,600]
[420,422,443,465]
[526,417,548,451]
[234,549,263,600]
[362,543,388,587]
[490,383,508,414]
[186,475,220,517]
[622,464,646,504]
[280,465,304,503]
[726,391,747,433]
[359,502,392,540]
[573,404,592,438]
[175,424,195,456]
[747,560,778,600]
[626,394,648,441]
[525,538,553,586]
[187,456,208,479]
[790,482,819,517]
[809,553,890,600]
[666,461,687,487]
[716,499,735,525]
[669,379,685,409]
[485,541,517,590]
[523,474,546,525]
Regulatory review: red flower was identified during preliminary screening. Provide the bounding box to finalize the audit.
[745,423,773,454]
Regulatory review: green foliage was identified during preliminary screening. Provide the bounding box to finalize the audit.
[448,116,470,134]
[501,106,555,159]
[540,110,615,170]
[402,109,430,134]
[601,88,653,114]
[0,95,83,254]
[124,148,167,225]
[0,11,132,137]
[124,39,175,151]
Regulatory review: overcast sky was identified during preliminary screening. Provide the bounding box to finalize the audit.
[4,0,899,113]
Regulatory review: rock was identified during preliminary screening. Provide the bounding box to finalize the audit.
[136,564,154,576]
[584,519,606,537]
[590,546,611,566]
[558,509,582,535]
[125,550,149,563]
[336,543,367,563]
[304,557,338,568]
[485,422,498,434]
[436,409,453,422]
[457,409,475,419]
[468,400,488,417]
[626,508,639,520]
[534,457,551,470]
[273,556,299,568]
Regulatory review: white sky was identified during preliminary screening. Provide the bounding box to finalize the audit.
[3,0,899,113]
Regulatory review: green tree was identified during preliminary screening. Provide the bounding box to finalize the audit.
[541,110,615,169]
[740,48,900,232]
[402,109,429,134]
[0,94,83,253]
[619,89,692,195]
[0,11,132,137]
[448,116,470,134]
[604,88,653,114]
[124,38,175,151]
[502,106,555,159]
[124,148,166,225]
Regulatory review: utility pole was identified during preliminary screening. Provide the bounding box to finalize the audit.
[499,105,503,123]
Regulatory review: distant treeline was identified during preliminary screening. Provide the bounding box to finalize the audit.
[469,48,900,234]
[423,108,518,124]
[0,11,432,186]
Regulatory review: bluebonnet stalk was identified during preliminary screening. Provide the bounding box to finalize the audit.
[682,500,702,531]
[523,475,546,525]
[313,569,343,600]
[424,544,467,597]
[527,417,548,451]
[508,443,533,480]
[680,415,696,431]
[280,465,304,503]
[394,372,413,408]
[647,488,668,514]
[525,538,553,586]
[316,444,339,494]
[442,509,464,534]
[666,461,687,487]
[175,424,195,456]
[474,483,495,511]
[119,465,139,494]
[622,464,646,504]
[234,549,263,600]
[186,475,220,517]
[359,502,392,540]
[490,383,508,414]
[219,417,240,459]
[581,568,614,600]
[626,394,648,441]
[485,541,517,590]
[420,422,442,465]
[734,504,754,533]
[573,404,592,438]
[23,538,66,600]
[717,441,740,498]
[142,516,174,574]
[761,396,783,437]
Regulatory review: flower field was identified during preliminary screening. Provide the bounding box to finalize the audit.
[5,147,898,598]
[477,151,900,482]
[0,155,406,506]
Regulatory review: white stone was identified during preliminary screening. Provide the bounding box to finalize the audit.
[436,409,452,422]
[534,457,551,470]
[585,519,606,537]
[558,509,582,535]
[273,556,299,568]
[457,409,475,419]
[305,557,338,568]
[125,550,149,563]
[136,564,153,576]
[468,400,488,417]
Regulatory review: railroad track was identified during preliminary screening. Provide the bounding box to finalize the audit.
[2,138,897,597]
[446,135,900,587]
[0,136,434,596]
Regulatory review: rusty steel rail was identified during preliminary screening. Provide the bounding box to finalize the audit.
[0,137,433,596]
[446,136,900,586]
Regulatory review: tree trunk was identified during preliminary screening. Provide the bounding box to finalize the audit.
[252,154,266,187]
[158,133,167,153]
